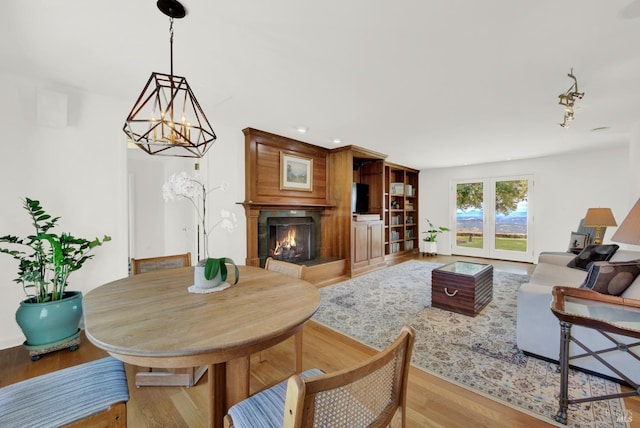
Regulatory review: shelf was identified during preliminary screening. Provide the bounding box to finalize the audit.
[384,162,418,258]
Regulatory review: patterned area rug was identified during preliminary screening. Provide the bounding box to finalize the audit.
[313,260,629,427]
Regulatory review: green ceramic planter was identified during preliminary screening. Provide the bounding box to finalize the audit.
[15,291,83,346]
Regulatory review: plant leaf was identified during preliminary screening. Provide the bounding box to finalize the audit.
[204,258,220,280]
[220,260,228,281]
[224,257,239,285]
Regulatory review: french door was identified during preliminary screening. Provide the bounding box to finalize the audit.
[451,175,533,263]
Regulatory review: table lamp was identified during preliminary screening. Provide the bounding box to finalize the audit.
[583,208,617,245]
[611,198,640,245]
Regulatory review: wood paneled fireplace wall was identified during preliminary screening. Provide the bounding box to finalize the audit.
[241,128,336,268]
[241,127,419,281]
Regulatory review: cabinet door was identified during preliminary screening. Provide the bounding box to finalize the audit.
[353,221,370,264]
[369,221,384,259]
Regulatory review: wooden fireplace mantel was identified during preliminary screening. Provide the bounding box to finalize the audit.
[242,128,337,268]
[242,127,419,283]
[240,201,335,210]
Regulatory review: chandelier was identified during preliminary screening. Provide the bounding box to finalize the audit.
[558,68,584,128]
[123,0,216,158]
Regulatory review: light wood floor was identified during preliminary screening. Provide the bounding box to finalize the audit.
[1,255,638,427]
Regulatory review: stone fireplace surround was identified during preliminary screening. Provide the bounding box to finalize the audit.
[258,209,323,267]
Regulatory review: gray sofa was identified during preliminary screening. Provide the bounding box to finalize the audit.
[516,248,640,383]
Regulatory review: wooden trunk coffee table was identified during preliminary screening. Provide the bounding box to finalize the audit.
[431,261,493,317]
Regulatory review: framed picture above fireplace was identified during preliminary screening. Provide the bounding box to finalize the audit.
[280,152,313,191]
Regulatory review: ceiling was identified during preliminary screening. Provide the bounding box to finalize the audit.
[4,0,640,169]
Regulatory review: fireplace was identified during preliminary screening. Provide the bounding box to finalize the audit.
[257,210,323,267]
[268,217,315,263]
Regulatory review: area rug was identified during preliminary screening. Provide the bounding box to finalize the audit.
[313,260,629,427]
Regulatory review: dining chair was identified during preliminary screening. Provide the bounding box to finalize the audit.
[264,257,306,280]
[129,252,206,387]
[225,325,416,428]
[258,258,307,374]
[130,252,191,275]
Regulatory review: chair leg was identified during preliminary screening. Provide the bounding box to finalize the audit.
[294,330,303,374]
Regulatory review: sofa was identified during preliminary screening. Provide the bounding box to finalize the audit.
[516,245,640,384]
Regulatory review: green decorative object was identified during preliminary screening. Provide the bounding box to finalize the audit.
[0,197,110,357]
[15,291,83,347]
[194,257,239,290]
[422,218,450,242]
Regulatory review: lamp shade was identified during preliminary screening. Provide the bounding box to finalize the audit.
[611,199,640,245]
[583,208,617,227]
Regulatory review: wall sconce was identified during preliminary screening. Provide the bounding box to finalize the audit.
[558,68,584,128]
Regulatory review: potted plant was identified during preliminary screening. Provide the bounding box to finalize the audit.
[0,198,110,358]
[163,170,238,291]
[193,257,240,290]
[422,218,450,256]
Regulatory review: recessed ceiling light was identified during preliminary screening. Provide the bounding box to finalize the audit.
[333,138,342,144]
[296,126,308,134]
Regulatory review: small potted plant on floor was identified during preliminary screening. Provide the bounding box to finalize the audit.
[422,218,450,256]
[0,198,110,359]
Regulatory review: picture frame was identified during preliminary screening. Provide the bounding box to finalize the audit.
[390,182,404,195]
[568,231,588,252]
[280,152,313,191]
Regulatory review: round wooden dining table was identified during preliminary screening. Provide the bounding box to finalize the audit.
[83,265,320,428]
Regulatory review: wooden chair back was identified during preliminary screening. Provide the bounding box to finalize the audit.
[128,252,203,387]
[284,325,415,428]
[130,253,191,276]
[264,257,306,280]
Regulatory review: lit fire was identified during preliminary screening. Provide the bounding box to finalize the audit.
[273,228,297,256]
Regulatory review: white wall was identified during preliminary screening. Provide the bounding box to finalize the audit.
[128,154,195,259]
[0,72,247,349]
[127,121,246,264]
[419,144,634,260]
[629,123,640,206]
[0,73,129,348]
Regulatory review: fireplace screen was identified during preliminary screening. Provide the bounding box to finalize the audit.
[267,217,315,263]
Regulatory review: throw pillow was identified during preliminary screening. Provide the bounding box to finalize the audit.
[580,260,640,296]
[566,244,619,271]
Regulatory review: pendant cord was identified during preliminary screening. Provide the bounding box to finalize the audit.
[169,17,174,76]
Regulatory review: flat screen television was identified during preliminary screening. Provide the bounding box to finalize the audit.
[352,183,369,213]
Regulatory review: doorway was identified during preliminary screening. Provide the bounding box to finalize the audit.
[451,176,533,263]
